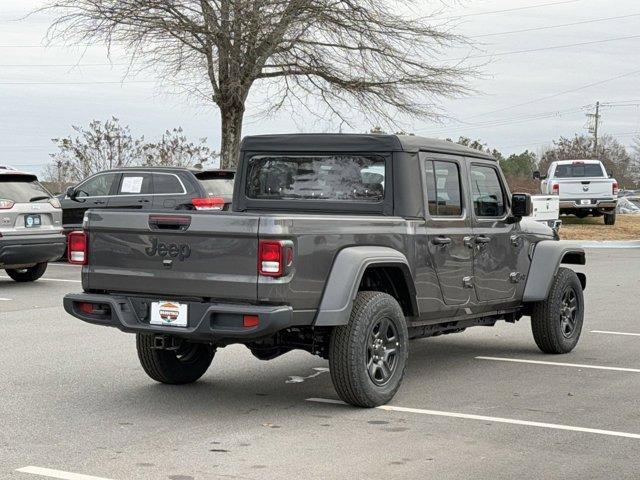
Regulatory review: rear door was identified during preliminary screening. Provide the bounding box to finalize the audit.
[423,154,475,306]
[62,172,120,228]
[468,161,519,302]
[108,172,154,210]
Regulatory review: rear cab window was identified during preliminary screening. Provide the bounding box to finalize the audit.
[424,160,463,216]
[246,155,385,202]
[554,162,605,178]
[0,175,51,204]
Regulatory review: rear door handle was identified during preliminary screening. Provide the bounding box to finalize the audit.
[93,200,106,205]
[475,235,491,244]
[432,236,452,246]
[138,199,151,203]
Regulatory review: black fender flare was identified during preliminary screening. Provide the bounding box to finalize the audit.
[314,246,416,326]
[523,240,586,302]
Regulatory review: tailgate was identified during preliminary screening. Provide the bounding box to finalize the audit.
[558,179,613,200]
[84,210,259,301]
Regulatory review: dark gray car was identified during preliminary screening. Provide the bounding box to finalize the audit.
[63,134,586,407]
[0,168,65,281]
[61,167,234,230]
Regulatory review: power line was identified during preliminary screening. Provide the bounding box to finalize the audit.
[437,0,583,20]
[0,80,153,85]
[461,34,640,61]
[466,68,640,120]
[470,13,640,38]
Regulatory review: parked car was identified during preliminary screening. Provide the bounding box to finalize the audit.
[60,167,234,231]
[0,167,65,281]
[63,134,586,407]
[533,159,618,225]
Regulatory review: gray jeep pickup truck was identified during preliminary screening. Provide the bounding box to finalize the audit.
[64,134,586,407]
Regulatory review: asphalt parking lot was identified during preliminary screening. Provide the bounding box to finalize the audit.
[1,249,639,480]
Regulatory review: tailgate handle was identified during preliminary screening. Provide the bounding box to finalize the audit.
[148,214,191,231]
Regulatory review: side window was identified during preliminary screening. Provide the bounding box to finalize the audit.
[153,174,184,194]
[76,173,118,198]
[117,173,152,195]
[470,165,506,217]
[425,160,462,216]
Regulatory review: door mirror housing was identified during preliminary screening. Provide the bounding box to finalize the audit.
[532,171,546,180]
[511,193,532,219]
[66,186,78,200]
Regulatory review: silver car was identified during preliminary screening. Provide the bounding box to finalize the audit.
[0,167,65,282]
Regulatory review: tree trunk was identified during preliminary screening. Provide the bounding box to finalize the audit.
[219,104,245,169]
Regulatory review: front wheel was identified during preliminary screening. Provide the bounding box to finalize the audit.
[5,263,47,282]
[136,334,215,384]
[329,291,408,407]
[531,267,584,354]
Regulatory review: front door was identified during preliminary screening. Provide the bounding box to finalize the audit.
[62,172,120,228]
[424,156,475,306]
[468,162,519,302]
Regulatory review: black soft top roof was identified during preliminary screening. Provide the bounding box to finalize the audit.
[241,133,494,160]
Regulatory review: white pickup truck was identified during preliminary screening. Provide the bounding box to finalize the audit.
[534,159,618,225]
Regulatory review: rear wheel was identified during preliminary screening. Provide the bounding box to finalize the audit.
[604,211,616,225]
[136,334,215,384]
[531,267,584,354]
[329,291,408,407]
[5,262,47,282]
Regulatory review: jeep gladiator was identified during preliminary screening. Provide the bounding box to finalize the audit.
[64,134,587,407]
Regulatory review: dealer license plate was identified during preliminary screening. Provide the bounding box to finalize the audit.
[580,199,591,205]
[150,301,188,327]
[24,214,41,228]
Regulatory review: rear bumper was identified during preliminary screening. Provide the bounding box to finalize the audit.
[63,293,299,342]
[559,199,617,210]
[0,233,66,268]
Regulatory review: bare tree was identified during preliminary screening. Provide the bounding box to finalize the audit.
[44,1,473,168]
[44,118,215,184]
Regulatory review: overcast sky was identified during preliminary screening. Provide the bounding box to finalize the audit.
[1,0,639,175]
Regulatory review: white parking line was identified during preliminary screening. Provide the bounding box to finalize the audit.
[475,356,640,373]
[591,330,640,337]
[0,276,80,283]
[48,263,80,268]
[0,297,12,301]
[307,398,640,439]
[16,466,114,480]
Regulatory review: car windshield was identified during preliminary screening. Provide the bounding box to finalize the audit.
[245,155,385,202]
[196,171,235,196]
[0,175,51,202]
[555,163,604,178]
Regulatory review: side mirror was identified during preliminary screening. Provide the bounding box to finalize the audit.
[608,171,613,178]
[66,186,77,200]
[511,193,532,219]
[532,171,540,180]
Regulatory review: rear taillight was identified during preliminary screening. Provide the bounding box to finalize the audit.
[68,231,87,265]
[49,197,61,209]
[0,199,14,209]
[612,182,619,196]
[552,183,559,195]
[258,240,293,278]
[192,197,225,210]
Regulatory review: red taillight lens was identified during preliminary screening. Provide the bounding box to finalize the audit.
[243,315,260,328]
[613,182,619,196]
[0,199,15,209]
[552,183,559,195]
[192,197,225,210]
[259,241,283,277]
[68,231,87,265]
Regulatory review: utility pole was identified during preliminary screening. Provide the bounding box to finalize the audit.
[586,101,600,158]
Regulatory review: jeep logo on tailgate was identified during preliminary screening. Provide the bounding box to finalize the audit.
[145,238,191,261]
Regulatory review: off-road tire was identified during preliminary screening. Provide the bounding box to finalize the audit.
[5,263,48,282]
[136,334,215,384]
[531,267,584,354]
[604,211,616,225]
[329,291,408,407]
